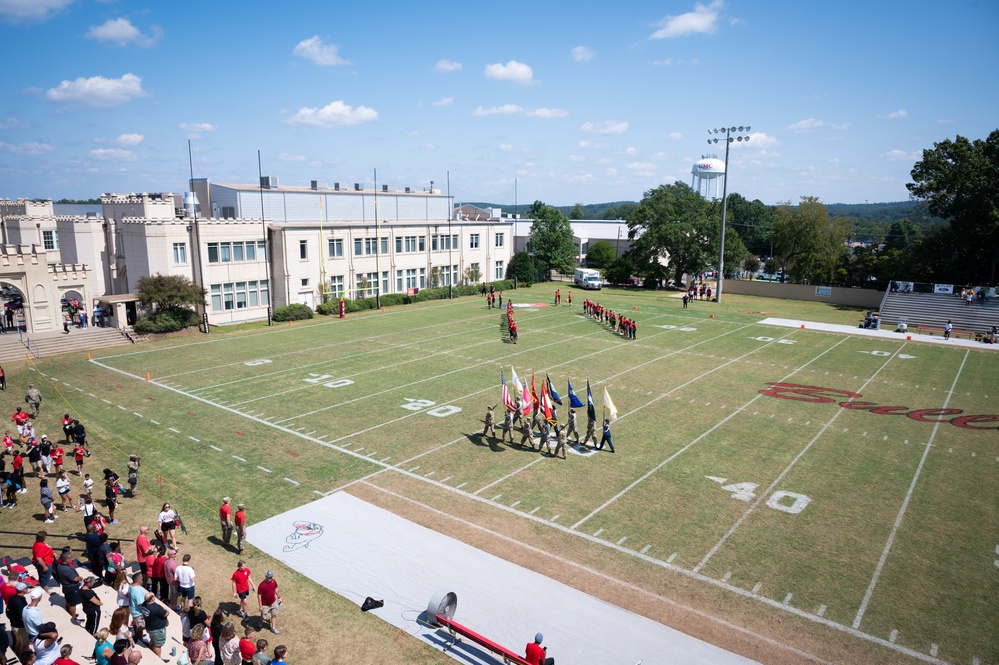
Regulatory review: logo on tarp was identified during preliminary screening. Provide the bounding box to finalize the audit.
[283,520,324,552]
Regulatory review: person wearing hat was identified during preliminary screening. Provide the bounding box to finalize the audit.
[565,408,579,445]
[256,571,281,635]
[25,385,42,419]
[38,435,52,475]
[524,632,554,665]
[23,587,45,640]
[5,581,30,655]
[126,456,140,498]
[234,503,248,554]
[219,497,234,547]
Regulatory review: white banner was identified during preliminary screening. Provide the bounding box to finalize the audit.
[933,284,954,294]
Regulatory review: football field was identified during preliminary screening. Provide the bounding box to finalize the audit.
[35,285,998,664]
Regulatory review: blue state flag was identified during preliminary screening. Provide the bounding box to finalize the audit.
[586,379,596,422]
[546,374,563,405]
[567,377,585,408]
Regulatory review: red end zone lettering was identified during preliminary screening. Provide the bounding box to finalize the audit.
[950,414,999,430]
[906,408,964,423]
[759,383,862,403]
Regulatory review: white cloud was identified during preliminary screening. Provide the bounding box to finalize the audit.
[651,151,670,160]
[604,168,618,177]
[473,104,523,117]
[499,144,513,152]
[882,149,919,162]
[568,154,585,162]
[627,161,656,171]
[277,152,306,162]
[788,118,824,132]
[293,36,349,66]
[45,73,147,107]
[424,143,435,150]
[880,109,908,119]
[650,0,723,39]
[0,0,74,22]
[525,107,568,118]
[581,120,628,135]
[667,131,683,140]
[178,122,217,132]
[112,133,143,147]
[434,59,462,73]
[484,60,534,85]
[286,100,378,127]
[0,117,29,130]
[652,58,673,66]
[85,18,161,47]
[625,147,637,155]
[829,122,850,130]
[431,97,454,107]
[577,140,607,149]
[734,131,779,148]
[89,147,136,161]
[571,46,595,63]
[0,140,53,155]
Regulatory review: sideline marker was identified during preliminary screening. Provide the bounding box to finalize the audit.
[87,353,92,360]
[709,314,714,318]
[907,335,912,340]
[289,320,293,327]
[145,372,150,381]
[633,305,637,310]
[800,324,805,329]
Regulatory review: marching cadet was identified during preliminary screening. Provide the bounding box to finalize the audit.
[582,415,598,447]
[512,399,523,427]
[519,418,535,449]
[501,408,515,444]
[482,405,497,439]
[553,425,568,459]
[538,420,553,455]
[565,409,580,444]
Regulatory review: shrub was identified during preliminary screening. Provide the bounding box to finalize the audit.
[271,303,314,321]
[133,308,200,333]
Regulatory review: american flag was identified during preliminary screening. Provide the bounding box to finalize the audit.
[501,372,517,412]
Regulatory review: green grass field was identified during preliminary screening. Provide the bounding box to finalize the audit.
[14,286,998,664]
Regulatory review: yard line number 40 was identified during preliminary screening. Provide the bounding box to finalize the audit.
[705,476,812,514]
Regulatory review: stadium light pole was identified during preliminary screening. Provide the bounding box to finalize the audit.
[708,125,750,303]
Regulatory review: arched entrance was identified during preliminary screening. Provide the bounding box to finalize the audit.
[0,281,26,333]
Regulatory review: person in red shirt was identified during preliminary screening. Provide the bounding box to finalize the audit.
[525,633,554,665]
[151,546,167,601]
[234,504,247,554]
[135,526,153,587]
[51,444,65,474]
[73,443,86,476]
[3,431,13,452]
[0,570,19,605]
[53,642,83,665]
[219,497,233,548]
[62,414,74,443]
[12,408,29,442]
[238,626,257,663]
[32,530,56,589]
[256,571,281,634]
[230,560,255,620]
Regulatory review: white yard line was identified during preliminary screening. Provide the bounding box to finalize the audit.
[694,344,909,574]
[572,334,848,530]
[851,350,969,630]
[474,457,545,495]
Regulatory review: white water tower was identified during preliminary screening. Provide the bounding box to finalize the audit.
[691,156,725,200]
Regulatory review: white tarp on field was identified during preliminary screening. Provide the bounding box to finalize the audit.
[247,491,759,665]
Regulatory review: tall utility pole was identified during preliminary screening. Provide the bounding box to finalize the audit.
[257,151,272,325]
[187,140,208,333]
[374,168,381,310]
[447,171,452,299]
[707,125,751,302]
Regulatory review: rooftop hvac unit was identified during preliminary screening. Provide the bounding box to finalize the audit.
[260,176,279,189]
[334,182,340,191]
[382,184,389,192]
[405,187,411,193]
[310,180,327,190]
[354,183,361,191]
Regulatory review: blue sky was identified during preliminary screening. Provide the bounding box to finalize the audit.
[1,0,996,208]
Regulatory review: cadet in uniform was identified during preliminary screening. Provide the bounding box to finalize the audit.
[501,409,515,444]
[582,416,598,447]
[565,409,579,444]
[482,405,496,439]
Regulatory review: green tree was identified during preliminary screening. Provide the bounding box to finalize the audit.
[742,254,761,275]
[136,274,206,312]
[528,200,577,277]
[569,203,585,220]
[603,203,637,220]
[507,251,537,285]
[625,183,716,285]
[772,197,846,284]
[463,264,482,285]
[604,257,633,285]
[585,240,615,268]
[908,130,999,282]
[724,193,775,257]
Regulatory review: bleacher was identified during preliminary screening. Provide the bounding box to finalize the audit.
[878,289,999,339]
[3,557,186,663]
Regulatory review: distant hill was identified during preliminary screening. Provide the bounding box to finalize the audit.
[465,201,637,220]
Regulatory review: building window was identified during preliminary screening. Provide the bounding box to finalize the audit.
[245,242,256,261]
[210,281,269,312]
[441,264,458,286]
[211,285,222,311]
[396,236,421,253]
[221,206,236,219]
[354,239,363,256]
[469,234,479,249]
[381,238,389,255]
[470,262,480,278]
[172,242,187,265]
[495,261,504,279]
[236,282,247,309]
[327,238,342,258]
[233,242,244,262]
[396,270,403,292]
[329,275,344,298]
[419,267,426,289]
[220,242,232,262]
[301,278,309,287]
[223,283,234,310]
[258,240,267,258]
[405,268,417,289]
[419,236,426,251]
[248,281,259,307]
[299,240,308,260]
[495,233,504,247]
[43,230,59,250]
[259,280,269,306]
[207,243,219,263]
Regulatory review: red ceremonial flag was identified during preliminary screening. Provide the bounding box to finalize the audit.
[539,377,554,422]
[501,372,517,412]
[531,373,539,414]
[520,378,533,415]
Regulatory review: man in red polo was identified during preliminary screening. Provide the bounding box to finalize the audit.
[230,560,255,620]
[234,503,247,554]
[12,408,29,442]
[135,526,153,588]
[218,497,233,548]
[31,531,56,590]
